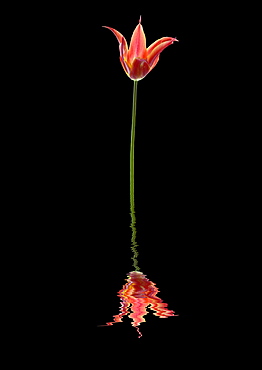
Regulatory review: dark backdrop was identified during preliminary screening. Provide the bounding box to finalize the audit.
[19,2,239,366]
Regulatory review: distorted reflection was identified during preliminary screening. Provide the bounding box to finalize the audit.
[99,271,178,338]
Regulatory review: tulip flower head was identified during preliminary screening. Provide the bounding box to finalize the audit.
[103,17,178,81]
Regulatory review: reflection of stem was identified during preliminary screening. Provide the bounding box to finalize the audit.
[130,80,140,271]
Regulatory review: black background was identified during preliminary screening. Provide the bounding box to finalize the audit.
[10,1,250,367]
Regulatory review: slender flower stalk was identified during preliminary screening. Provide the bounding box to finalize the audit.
[130,80,137,210]
[130,80,139,271]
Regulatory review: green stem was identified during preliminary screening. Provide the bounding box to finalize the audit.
[130,80,138,207]
[130,80,140,271]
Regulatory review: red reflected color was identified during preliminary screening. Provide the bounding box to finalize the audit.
[99,271,178,338]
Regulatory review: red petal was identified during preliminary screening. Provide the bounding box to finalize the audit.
[147,37,178,66]
[147,37,177,55]
[103,26,125,44]
[129,58,150,80]
[103,26,128,58]
[119,36,128,59]
[120,56,131,76]
[149,55,160,71]
[128,22,147,63]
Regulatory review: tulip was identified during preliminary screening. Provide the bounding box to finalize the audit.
[103,18,178,237]
[99,19,179,338]
[103,16,178,81]
[99,271,178,338]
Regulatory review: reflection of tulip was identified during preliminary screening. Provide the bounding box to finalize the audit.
[99,271,178,338]
[103,17,178,81]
